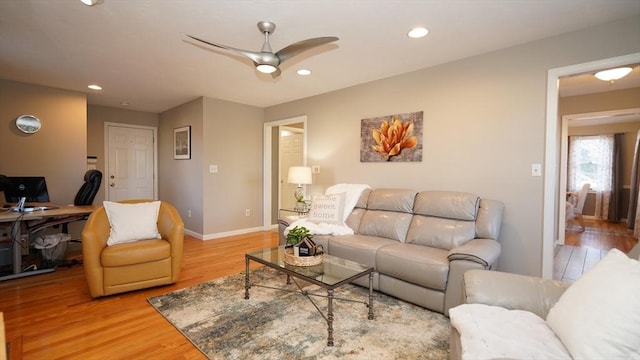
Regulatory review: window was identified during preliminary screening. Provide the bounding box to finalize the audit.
[568,135,613,192]
[568,134,614,219]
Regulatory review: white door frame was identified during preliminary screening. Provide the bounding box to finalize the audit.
[104,122,158,201]
[263,116,307,229]
[558,108,640,246]
[279,125,305,211]
[542,52,640,278]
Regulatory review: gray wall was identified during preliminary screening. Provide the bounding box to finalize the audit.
[264,15,640,276]
[158,96,264,237]
[0,80,86,205]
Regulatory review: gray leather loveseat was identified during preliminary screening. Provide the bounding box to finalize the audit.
[279,188,505,316]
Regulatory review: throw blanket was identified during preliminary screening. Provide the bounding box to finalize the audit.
[449,304,571,360]
[284,183,371,236]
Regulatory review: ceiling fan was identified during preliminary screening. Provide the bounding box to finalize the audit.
[186,21,339,79]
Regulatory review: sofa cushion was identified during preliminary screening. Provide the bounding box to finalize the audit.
[329,235,397,267]
[376,243,449,290]
[413,191,479,221]
[366,189,417,213]
[546,248,640,360]
[449,304,571,360]
[406,216,476,250]
[358,210,413,242]
[101,239,170,267]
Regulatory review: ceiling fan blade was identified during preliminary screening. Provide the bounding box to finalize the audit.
[276,36,339,64]
[185,34,264,64]
[270,67,282,79]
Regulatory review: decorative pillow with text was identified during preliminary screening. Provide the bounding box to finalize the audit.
[307,193,346,226]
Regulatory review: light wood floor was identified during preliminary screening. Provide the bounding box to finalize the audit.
[554,219,638,283]
[0,231,279,360]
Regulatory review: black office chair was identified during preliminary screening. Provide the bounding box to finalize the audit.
[73,170,103,207]
[29,170,103,234]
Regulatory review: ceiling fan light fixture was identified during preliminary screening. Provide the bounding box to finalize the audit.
[256,64,278,74]
[408,27,429,39]
[80,0,103,6]
[594,67,632,82]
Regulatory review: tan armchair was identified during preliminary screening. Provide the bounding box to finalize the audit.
[82,200,184,298]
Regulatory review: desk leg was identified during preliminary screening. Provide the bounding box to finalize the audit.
[12,229,21,274]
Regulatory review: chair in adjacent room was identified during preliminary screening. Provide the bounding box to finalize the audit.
[566,183,590,232]
[81,199,184,297]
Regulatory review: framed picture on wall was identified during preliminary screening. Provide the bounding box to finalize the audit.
[174,126,191,160]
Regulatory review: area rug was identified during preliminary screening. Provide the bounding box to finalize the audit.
[148,267,450,359]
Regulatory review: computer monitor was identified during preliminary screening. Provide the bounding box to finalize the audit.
[3,176,50,203]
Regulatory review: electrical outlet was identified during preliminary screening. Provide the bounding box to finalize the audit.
[209,164,218,173]
[531,163,542,177]
[312,165,320,174]
[245,209,250,216]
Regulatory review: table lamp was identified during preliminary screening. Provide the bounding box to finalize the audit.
[287,166,312,209]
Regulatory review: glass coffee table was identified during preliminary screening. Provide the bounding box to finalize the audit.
[245,246,374,346]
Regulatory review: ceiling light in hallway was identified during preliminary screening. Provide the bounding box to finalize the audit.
[594,67,633,82]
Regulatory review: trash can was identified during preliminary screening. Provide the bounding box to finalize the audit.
[33,233,71,264]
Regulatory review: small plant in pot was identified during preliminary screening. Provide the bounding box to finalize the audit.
[285,226,313,248]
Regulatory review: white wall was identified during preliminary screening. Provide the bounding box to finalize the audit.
[265,15,640,276]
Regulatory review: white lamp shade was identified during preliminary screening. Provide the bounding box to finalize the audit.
[287,166,312,185]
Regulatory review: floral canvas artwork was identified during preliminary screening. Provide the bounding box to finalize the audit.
[360,111,423,162]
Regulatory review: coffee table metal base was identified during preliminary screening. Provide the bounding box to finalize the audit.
[245,257,374,347]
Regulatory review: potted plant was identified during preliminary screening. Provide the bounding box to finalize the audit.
[285,226,313,248]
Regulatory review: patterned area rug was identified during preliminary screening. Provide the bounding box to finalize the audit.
[148,267,450,359]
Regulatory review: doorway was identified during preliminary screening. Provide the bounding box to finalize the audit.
[543,52,640,279]
[262,116,307,228]
[104,123,158,201]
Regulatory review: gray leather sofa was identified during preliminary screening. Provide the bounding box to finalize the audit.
[279,188,505,316]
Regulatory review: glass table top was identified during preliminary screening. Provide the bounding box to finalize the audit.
[246,246,373,288]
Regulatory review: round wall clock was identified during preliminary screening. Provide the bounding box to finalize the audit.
[15,115,42,134]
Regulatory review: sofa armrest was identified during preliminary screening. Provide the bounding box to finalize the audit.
[448,238,501,267]
[463,269,570,319]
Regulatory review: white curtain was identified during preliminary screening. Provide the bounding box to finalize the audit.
[568,134,614,220]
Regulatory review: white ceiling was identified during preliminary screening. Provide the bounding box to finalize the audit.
[1,0,639,113]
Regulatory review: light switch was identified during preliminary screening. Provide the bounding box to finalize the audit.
[209,165,218,173]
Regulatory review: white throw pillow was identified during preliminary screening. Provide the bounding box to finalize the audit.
[546,248,640,360]
[307,193,346,226]
[104,201,162,246]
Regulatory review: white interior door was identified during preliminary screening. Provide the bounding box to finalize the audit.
[279,126,304,209]
[105,124,157,201]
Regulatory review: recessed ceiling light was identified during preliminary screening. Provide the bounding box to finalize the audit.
[297,69,312,76]
[88,84,102,90]
[408,27,429,39]
[120,101,129,107]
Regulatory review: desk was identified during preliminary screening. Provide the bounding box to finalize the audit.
[0,205,96,281]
